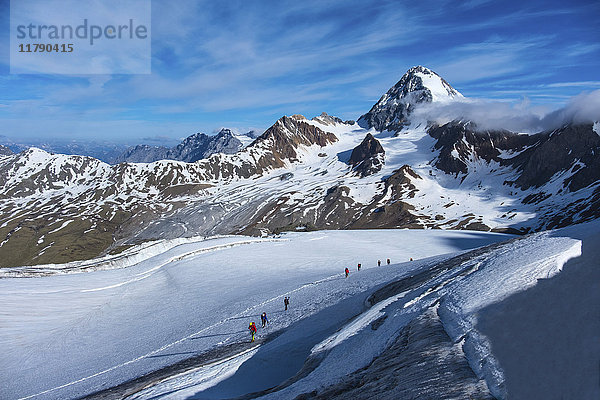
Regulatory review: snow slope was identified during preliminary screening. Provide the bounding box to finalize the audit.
[477,222,600,399]
[0,229,508,400]
[264,222,595,400]
[133,117,545,244]
[127,221,597,400]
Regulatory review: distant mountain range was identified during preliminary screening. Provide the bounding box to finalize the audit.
[115,128,261,163]
[0,140,130,163]
[1,66,599,267]
[1,129,262,164]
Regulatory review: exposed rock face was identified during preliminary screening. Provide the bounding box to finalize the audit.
[171,129,243,162]
[349,133,385,177]
[0,145,13,156]
[249,116,338,167]
[116,129,244,164]
[237,165,425,236]
[427,122,600,192]
[428,121,533,175]
[312,112,343,125]
[539,185,600,229]
[319,186,360,227]
[424,121,600,230]
[350,166,423,229]
[505,123,600,191]
[358,66,462,132]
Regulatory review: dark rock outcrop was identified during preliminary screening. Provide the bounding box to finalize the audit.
[349,133,385,177]
[171,129,243,162]
[504,123,600,191]
[427,122,600,192]
[428,121,533,176]
[349,165,423,229]
[312,112,343,126]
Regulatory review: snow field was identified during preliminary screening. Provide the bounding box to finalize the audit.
[0,229,508,400]
[259,222,594,399]
[152,221,595,400]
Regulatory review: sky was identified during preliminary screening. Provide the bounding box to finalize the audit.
[0,0,599,144]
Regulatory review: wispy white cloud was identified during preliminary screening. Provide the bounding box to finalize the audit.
[564,43,600,58]
[8,1,427,115]
[544,81,600,88]
[432,35,556,84]
[459,0,495,9]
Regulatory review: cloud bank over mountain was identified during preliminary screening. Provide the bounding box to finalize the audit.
[541,89,600,129]
[413,89,600,133]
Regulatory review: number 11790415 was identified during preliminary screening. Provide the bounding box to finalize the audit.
[18,43,74,53]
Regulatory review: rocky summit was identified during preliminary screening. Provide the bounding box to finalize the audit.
[358,66,463,132]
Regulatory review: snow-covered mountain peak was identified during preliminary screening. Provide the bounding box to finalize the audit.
[254,115,338,149]
[216,127,234,136]
[18,146,103,166]
[358,66,463,132]
[311,112,346,126]
[22,146,49,159]
[309,112,357,128]
[402,66,463,102]
[232,129,261,148]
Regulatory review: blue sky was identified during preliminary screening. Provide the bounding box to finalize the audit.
[0,0,599,144]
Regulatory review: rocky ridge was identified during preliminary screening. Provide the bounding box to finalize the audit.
[116,128,250,164]
[1,67,599,267]
[0,115,337,266]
